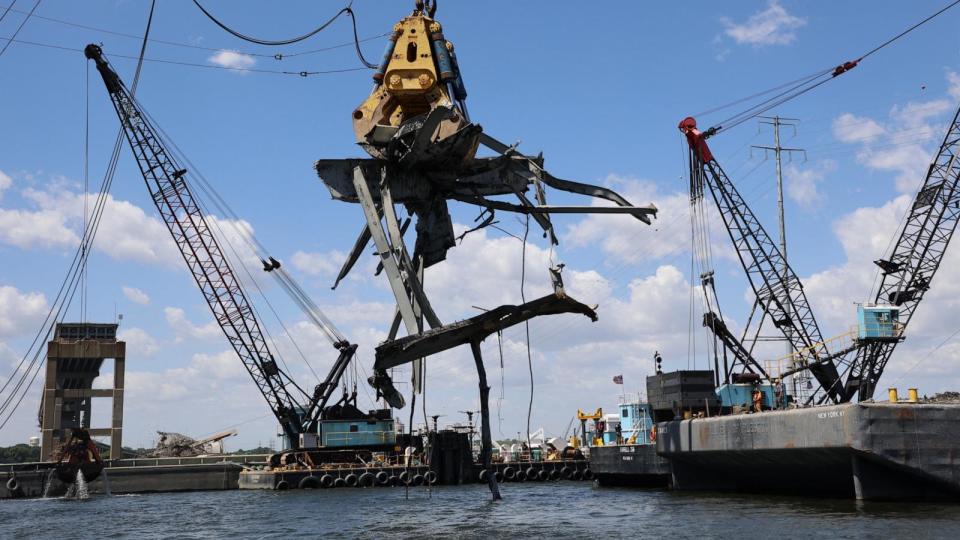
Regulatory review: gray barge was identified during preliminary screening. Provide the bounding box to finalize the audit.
[657,402,960,501]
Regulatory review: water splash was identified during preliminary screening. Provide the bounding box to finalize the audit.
[75,470,89,499]
[42,469,56,498]
[102,469,112,496]
[63,470,90,500]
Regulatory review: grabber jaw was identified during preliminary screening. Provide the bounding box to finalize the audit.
[352,8,473,166]
[368,369,406,409]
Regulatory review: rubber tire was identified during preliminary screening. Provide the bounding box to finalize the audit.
[572,469,583,481]
[525,467,537,481]
[561,466,572,479]
[515,470,526,482]
[375,471,389,486]
[548,468,561,481]
[478,469,490,483]
[399,471,411,485]
[537,469,549,481]
[412,474,424,486]
[359,472,375,488]
[425,471,438,485]
[583,469,594,481]
[503,466,516,481]
[345,473,359,487]
[334,477,346,488]
[275,480,290,491]
[320,474,334,488]
[299,476,321,489]
[494,471,503,483]
[6,477,19,492]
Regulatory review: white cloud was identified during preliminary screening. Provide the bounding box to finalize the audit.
[164,306,220,342]
[831,74,958,194]
[118,327,160,358]
[121,286,150,305]
[207,50,256,72]
[0,286,48,338]
[832,113,885,144]
[721,1,806,47]
[947,70,960,100]
[563,175,731,266]
[0,170,11,196]
[785,160,835,209]
[290,250,347,278]
[0,207,80,249]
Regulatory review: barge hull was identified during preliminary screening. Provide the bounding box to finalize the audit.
[657,403,960,501]
[588,444,670,487]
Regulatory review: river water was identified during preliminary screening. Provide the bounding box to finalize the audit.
[1,482,959,539]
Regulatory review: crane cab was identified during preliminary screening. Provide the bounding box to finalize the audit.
[857,304,901,341]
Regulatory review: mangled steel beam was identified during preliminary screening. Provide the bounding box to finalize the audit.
[368,292,598,407]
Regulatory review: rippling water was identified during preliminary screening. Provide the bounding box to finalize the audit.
[2,483,959,539]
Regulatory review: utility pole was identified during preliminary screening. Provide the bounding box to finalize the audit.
[752,116,807,396]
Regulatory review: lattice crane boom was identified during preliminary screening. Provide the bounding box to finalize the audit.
[84,44,345,444]
[844,102,960,401]
[680,117,844,402]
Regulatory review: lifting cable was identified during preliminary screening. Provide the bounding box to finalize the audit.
[0,0,156,431]
[0,2,390,61]
[191,0,377,68]
[0,0,39,59]
[700,0,960,138]
[0,0,15,24]
[520,215,534,450]
[134,101,349,352]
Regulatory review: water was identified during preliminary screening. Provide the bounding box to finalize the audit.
[62,471,89,500]
[2,483,959,539]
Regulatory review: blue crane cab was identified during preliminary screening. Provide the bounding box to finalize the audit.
[857,304,900,341]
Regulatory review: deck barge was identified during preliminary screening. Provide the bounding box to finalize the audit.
[656,402,960,500]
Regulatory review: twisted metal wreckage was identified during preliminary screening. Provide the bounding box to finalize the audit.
[315,1,657,498]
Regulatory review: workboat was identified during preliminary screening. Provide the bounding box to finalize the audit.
[584,394,670,487]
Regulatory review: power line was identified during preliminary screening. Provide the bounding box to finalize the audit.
[0,36,367,76]
[0,0,39,59]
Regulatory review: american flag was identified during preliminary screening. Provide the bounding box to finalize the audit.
[613,375,623,384]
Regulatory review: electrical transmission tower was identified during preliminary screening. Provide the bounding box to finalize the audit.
[751,116,808,397]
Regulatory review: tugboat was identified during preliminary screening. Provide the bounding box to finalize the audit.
[53,428,104,484]
[585,394,671,487]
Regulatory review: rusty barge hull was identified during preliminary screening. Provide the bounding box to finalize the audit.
[656,402,960,501]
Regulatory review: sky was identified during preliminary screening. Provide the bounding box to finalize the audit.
[2,0,960,450]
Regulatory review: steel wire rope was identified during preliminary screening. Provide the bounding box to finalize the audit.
[135,102,348,351]
[0,0,15,24]
[191,0,377,68]
[703,0,960,137]
[0,2,391,60]
[0,0,38,58]
[0,0,156,430]
[0,37,366,76]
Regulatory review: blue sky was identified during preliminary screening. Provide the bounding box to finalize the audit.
[2,0,960,449]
